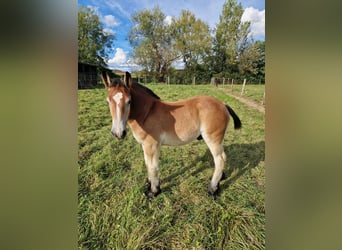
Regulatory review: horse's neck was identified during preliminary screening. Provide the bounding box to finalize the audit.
[129,87,156,123]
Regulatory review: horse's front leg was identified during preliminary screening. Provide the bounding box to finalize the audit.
[142,143,161,198]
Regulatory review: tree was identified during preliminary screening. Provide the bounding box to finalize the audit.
[173,10,212,72]
[78,6,114,67]
[238,41,259,76]
[254,40,265,82]
[212,0,251,75]
[129,6,178,82]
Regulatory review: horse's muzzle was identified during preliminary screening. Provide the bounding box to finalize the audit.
[112,130,127,139]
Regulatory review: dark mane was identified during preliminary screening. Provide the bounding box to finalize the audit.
[112,78,122,86]
[132,81,160,100]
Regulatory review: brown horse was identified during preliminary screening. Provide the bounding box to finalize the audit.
[101,72,241,198]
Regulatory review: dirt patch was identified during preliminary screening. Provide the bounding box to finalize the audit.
[225,91,265,113]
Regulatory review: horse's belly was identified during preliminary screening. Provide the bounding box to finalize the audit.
[160,131,198,146]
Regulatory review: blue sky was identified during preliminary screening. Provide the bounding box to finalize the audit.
[78,0,265,71]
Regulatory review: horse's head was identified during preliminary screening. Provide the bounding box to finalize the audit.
[101,71,132,139]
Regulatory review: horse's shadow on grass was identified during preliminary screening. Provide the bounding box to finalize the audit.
[162,141,265,194]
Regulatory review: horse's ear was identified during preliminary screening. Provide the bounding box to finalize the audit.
[124,71,132,88]
[100,71,111,89]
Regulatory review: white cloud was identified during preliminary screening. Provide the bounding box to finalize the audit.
[102,0,131,19]
[103,15,120,27]
[86,5,99,14]
[106,50,143,71]
[108,48,127,65]
[241,7,265,38]
[103,28,115,35]
[164,15,173,26]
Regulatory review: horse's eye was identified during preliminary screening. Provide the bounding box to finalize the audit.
[127,100,131,105]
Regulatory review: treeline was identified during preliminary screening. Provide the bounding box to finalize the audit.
[78,0,265,84]
[129,0,265,83]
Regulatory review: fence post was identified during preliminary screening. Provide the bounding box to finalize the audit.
[241,79,246,96]
[167,76,170,85]
[192,76,196,85]
[231,79,234,91]
[223,78,225,86]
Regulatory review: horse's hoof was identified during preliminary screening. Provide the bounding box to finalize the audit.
[208,184,220,197]
[145,190,160,198]
[144,188,161,199]
[145,181,161,198]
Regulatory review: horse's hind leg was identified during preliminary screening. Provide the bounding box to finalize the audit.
[204,139,227,196]
[142,143,161,198]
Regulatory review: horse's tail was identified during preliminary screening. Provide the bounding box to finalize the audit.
[225,104,242,130]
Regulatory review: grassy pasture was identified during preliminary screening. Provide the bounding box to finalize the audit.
[219,84,265,104]
[78,84,265,249]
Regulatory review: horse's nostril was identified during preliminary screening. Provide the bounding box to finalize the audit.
[111,130,126,139]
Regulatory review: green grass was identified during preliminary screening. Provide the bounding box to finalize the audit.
[219,84,265,104]
[78,84,265,249]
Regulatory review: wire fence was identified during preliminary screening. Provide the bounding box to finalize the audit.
[137,75,264,85]
[135,75,265,105]
[208,77,265,105]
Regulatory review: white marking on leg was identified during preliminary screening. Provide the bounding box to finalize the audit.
[211,151,226,188]
[143,144,160,194]
[204,138,226,194]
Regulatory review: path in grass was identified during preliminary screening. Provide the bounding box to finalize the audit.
[224,90,265,113]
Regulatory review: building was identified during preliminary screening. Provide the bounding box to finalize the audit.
[78,62,98,89]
